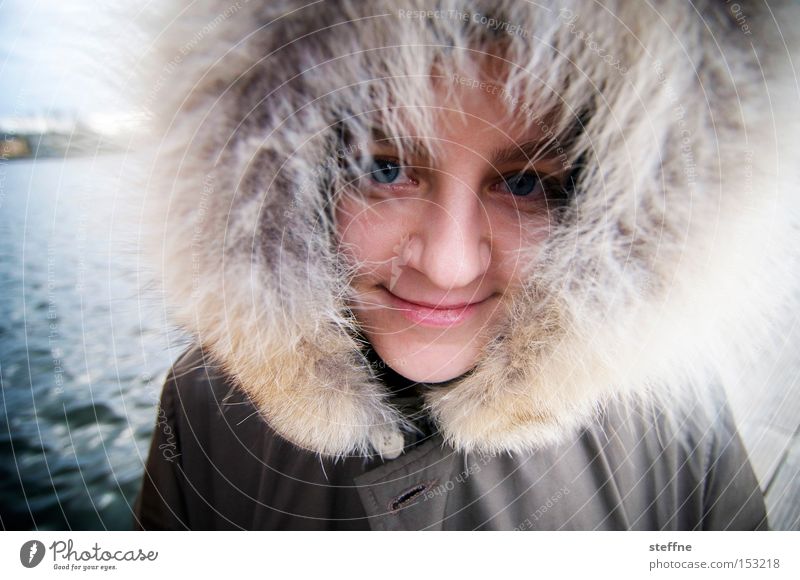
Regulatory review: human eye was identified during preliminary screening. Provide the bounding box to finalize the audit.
[367,157,407,184]
[491,170,573,210]
[360,156,417,195]
[497,171,542,197]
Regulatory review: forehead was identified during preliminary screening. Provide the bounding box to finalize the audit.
[332,48,566,169]
[368,75,554,165]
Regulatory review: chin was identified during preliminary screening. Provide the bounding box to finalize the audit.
[372,337,479,383]
[391,360,470,384]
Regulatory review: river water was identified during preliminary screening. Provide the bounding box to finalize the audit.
[0,154,185,530]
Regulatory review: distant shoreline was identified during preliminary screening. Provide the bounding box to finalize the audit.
[1,131,125,160]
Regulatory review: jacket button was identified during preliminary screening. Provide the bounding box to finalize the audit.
[371,428,405,460]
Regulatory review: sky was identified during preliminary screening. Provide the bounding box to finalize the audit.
[0,0,146,120]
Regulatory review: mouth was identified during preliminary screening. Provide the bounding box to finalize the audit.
[380,286,492,328]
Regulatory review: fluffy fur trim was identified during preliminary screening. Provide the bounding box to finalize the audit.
[131,0,800,460]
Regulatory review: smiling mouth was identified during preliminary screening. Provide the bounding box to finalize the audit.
[380,286,491,328]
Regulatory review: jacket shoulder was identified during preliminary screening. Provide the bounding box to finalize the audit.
[161,343,280,451]
[596,386,768,530]
[133,343,272,530]
[164,344,234,402]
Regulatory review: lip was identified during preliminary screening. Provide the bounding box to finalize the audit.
[381,286,490,328]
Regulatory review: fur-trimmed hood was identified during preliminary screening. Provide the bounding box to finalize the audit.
[132,0,800,461]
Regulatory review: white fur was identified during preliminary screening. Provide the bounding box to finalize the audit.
[130,0,800,460]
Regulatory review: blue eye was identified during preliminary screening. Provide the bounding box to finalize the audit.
[369,158,401,184]
[502,172,540,197]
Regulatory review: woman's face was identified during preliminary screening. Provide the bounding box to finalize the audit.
[334,75,568,383]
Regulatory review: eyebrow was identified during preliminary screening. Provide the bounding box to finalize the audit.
[489,140,552,167]
[369,128,432,160]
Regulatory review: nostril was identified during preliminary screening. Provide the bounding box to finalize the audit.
[388,479,438,513]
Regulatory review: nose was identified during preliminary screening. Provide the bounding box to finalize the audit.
[404,180,492,290]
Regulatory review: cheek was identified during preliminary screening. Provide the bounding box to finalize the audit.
[487,208,552,285]
[334,198,405,277]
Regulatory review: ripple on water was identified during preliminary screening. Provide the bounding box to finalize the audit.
[62,400,123,430]
[2,155,174,529]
